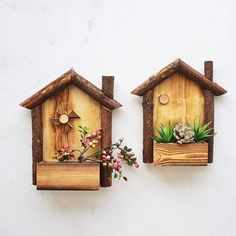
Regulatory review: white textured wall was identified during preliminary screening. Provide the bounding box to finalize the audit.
[0,1,235,235]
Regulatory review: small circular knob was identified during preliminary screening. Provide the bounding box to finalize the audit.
[59,114,69,124]
[158,94,169,105]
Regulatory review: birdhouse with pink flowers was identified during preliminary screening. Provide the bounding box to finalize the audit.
[20,69,121,190]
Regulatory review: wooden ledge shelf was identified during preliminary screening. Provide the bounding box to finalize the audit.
[153,143,208,166]
[36,161,100,190]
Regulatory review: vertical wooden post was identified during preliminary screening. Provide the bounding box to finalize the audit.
[31,105,43,185]
[143,90,154,163]
[100,76,114,187]
[204,61,214,163]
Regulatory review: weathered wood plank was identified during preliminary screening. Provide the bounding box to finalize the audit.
[100,76,114,187]
[21,71,72,109]
[131,59,227,96]
[36,162,100,190]
[32,106,43,185]
[131,59,180,96]
[102,76,114,99]
[204,61,214,163]
[20,70,122,110]
[72,73,121,110]
[42,85,101,161]
[143,90,154,163]
[179,60,226,96]
[153,73,204,128]
[154,143,208,166]
[54,87,70,150]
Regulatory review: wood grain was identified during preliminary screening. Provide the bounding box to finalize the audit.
[154,143,208,166]
[131,59,179,96]
[153,73,204,129]
[42,85,101,161]
[20,71,72,109]
[204,61,214,163]
[71,73,121,110]
[36,161,100,190]
[179,60,226,96]
[131,58,227,96]
[54,87,70,149]
[32,106,43,185]
[143,90,154,163]
[20,69,121,110]
[100,76,114,187]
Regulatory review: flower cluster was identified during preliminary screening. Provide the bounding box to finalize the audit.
[53,145,74,162]
[100,138,139,181]
[101,149,113,162]
[53,126,139,182]
[117,139,139,168]
[80,126,102,148]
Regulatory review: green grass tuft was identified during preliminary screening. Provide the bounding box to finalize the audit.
[152,122,175,143]
[191,118,215,143]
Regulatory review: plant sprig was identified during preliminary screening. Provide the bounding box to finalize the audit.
[152,119,215,144]
[53,126,139,182]
[152,122,175,143]
[191,119,215,143]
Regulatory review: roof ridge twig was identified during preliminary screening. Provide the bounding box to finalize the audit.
[131,59,227,96]
[20,69,122,110]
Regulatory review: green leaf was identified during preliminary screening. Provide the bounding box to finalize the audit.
[94,152,100,158]
[190,119,215,143]
[123,176,128,181]
[152,122,175,143]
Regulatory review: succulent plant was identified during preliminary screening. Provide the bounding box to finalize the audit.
[192,120,215,142]
[173,123,195,144]
[152,122,175,143]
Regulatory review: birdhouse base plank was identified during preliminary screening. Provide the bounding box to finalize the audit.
[153,143,208,166]
[36,161,100,190]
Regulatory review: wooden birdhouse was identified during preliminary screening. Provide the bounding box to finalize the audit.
[131,59,227,166]
[20,69,121,190]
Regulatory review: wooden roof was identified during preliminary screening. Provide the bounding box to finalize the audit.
[20,69,122,110]
[131,59,227,96]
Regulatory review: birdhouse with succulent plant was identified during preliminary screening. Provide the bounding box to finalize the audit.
[20,69,123,190]
[131,59,227,166]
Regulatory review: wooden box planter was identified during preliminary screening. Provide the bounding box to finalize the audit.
[37,161,100,190]
[153,143,208,166]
